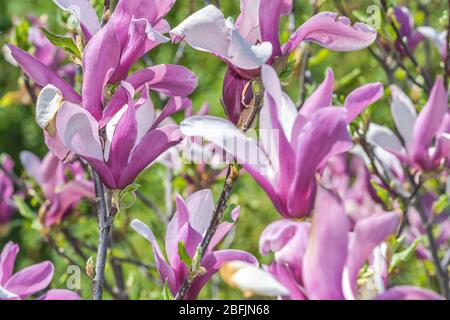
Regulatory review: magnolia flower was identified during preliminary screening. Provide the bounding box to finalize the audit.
[0,242,80,300]
[55,82,189,190]
[131,189,257,299]
[394,6,447,60]
[322,154,386,227]
[405,192,450,260]
[0,155,16,224]
[180,65,382,218]
[8,0,197,161]
[20,151,94,227]
[367,78,450,171]
[259,188,444,300]
[170,2,377,123]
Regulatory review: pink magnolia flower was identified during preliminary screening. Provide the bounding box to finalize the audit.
[55,82,189,190]
[0,242,80,300]
[20,151,94,227]
[259,188,444,300]
[367,78,450,171]
[131,189,257,300]
[180,65,382,218]
[0,155,16,224]
[405,192,450,260]
[8,0,197,162]
[394,6,447,60]
[170,2,377,124]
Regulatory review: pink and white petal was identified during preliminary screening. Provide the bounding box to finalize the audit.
[412,77,447,165]
[170,5,230,57]
[4,261,54,299]
[52,0,100,40]
[0,242,19,285]
[345,212,401,297]
[185,189,215,237]
[228,28,272,70]
[38,289,80,300]
[303,188,349,300]
[152,97,192,130]
[375,286,444,300]
[259,0,293,56]
[236,0,262,44]
[56,102,103,161]
[130,219,176,291]
[366,123,408,160]
[345,82,384,123]
[7,45,81,103]
[283,12,377,54]
[390,85,417,150]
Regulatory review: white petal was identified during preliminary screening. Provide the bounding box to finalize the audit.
[223,261,289,297]
[390,85,417,150]
[36,85,63,129]
[169,5,230,57]
[366,123,405,153]
[228,28,272,69]
[53,0,100,36]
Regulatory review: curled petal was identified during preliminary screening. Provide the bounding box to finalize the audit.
[345,82,384,123]
[283,12,377,55]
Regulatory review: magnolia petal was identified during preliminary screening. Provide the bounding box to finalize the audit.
[303,188,348,299]
[345,212,400,297]
[170,5,230,57]
[102,64,197,125]
[366,123,407,158]
[130,219,176,291]
[236,0,262,44]
[283,12,377,54]
[412,77,447,167]
[118,125,183,188]
[4,262,54,299]
[345,82,384,123]
[38,289,80,300]
[185,189,215,237]
[217,260,288,299]
[52,0,100,40]
[82,22,120,120]
[390,85,417,150]
[259,0,293,56]
[375,286,444,300]
[228,28,272,70]
[56,102,103,161]
[0,242,19,285]
[36,85,63,130]
[7,45,81,103]
[299,68,334,117]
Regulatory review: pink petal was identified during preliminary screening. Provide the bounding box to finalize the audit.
[38,289,80,300]
[8,45,81,103]
[0,242,19,285]
[82,22,120,120]
[303,188,348,299]
[345,82,384,122]
[375,286,444,300]
[5,261,54,299]
[283,12,377,55]
[299,68,334,117]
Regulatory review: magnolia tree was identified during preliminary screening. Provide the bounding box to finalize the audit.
[0,0,449,300]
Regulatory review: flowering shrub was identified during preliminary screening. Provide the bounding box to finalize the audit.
[0,0,448,301]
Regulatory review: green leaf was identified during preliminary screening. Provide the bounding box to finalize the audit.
[389,237,422,273]
[162,280,174,300]
[13,196,36,220]
[222,203,237,223]
[40,27,81,59]
[178,241,192,267]
[120,183,141,199]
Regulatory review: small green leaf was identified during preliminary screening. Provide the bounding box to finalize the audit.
[178,241,192,267]
[389,237,422,272]
[162,280,174,300]
[13,196,36,220]
[120,183,141,199]
[222,203,237,223]
[40,27,81,59]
